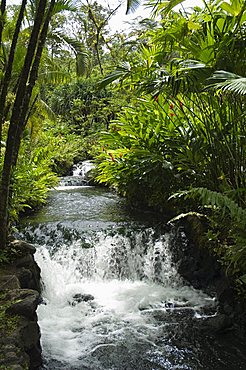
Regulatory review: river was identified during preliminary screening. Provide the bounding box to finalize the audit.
[18,176,246,370]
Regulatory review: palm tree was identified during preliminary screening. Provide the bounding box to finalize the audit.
[0,0,77,250]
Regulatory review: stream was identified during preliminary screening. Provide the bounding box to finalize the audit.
[18,166,246,370]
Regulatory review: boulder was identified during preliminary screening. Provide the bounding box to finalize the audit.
[0,240,43,369]
[0,275,20,291]
[196,313,233,333]
[10,240,36,256]
[71,293,94,305]
[8,240,41,293]
[6,289,40,320]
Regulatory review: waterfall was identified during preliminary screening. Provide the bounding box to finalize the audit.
[57,160,95,188]
[20,184,246,370]
[32,226,214,369]
[72,160,95,178]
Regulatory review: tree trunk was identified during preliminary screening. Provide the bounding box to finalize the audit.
[0,0,49,249]
[0,0,27,157]
[12,0,56,167]
[0,0,6,48]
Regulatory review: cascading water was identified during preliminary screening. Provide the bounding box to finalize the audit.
[34,231,214,370]
[58,160,95,188]
[18,166,246,369]
[72,160,95,178]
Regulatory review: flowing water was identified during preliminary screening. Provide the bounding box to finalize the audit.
[18,170,246,370]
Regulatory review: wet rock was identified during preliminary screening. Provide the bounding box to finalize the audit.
[198,313,233,333]
[0,240,42,369]
[170,217,233,304]
[10,239,36,256]
[20,318,42,369]
[0,275,20,291]
[71,293,94,305]
[6,239,41,293]
[6,289,40,320]
[0,288,42,370]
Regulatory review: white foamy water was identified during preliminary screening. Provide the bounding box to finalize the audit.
[72,160,95,178]
[35,231,214,369]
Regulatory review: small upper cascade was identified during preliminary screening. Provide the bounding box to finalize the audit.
[57,160,95,188]
[72,160,95,181]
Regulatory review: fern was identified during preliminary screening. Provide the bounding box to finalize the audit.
[169,187,246,226]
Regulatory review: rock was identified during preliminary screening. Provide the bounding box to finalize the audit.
[71,293,94,305]
[0,240,42,370]
[0,275,20,291]
[19,318,42,369]
[10,240,36,256]
[17,266,32,284]
[217,286,235,315]
[6,289,40,320]
[198,313,233,333]
[12,249,41,293]
[0,329,30,369]
[170,219,231,295]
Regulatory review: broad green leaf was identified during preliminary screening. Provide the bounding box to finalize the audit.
[220,1,240,15]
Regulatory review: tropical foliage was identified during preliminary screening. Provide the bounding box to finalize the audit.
[95,0,246,283]
[0,0,245,289]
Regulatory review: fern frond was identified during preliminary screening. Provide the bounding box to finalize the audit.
[39,70,72,84]
[169,187,246,226]
[168,211,208,224]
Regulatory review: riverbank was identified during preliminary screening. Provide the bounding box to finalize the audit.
[172,214,246,336]
[0,240,42,370]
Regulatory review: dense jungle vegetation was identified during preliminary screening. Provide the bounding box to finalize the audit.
[0,0,245,291]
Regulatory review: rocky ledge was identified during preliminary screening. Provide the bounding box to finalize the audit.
[170,214,246,335]
[0,240,42,370]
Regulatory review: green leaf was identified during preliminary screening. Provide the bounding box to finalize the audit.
[220,1,241,16]
[98,63,131,89]
[239,274,246,284]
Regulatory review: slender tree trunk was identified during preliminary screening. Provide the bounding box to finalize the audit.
[87,3,120,75]
[12,0,56,167]
[0,0,6,155]
[0,0,6,48]
[0,0,49,249]
[0,0,27,157]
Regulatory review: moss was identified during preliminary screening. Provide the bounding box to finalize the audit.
[0,292,19,335]
[0,364,28,370]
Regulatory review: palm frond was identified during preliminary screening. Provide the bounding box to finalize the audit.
[52,32,89,76]
[39,70,72,84]
[147,0,186,15]
[159,0,186,14]
[76,52,89,77]
[207,70,246,95]
[98,62,131,89]
[38,98,57,120]
[140,59,210,96]
[126,0,141,14]
[52,0,79,14]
